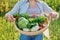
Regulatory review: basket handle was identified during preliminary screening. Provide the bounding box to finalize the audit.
[14,18,21,33]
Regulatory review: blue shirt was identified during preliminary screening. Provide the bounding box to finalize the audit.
[6,1,53,16]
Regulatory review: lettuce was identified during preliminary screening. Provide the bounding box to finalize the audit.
[17,17,29,29]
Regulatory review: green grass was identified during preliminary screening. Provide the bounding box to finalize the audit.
[0,17,19,40]
[0,14,60,40]
[44,14,60,40]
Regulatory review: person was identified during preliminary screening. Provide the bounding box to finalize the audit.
[5,0,59,40]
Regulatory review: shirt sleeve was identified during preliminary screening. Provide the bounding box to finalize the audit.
[6,1,20,15]
[41,1,59,17]
[41,1,53,14]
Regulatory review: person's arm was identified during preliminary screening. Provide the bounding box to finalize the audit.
[5,1,20,22]
[41,1,59,20]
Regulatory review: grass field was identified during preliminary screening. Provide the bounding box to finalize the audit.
[0,14,60,40]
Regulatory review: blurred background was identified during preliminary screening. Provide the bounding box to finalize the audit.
[0,0,60,40]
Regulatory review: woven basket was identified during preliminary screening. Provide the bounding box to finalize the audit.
[14,18,50,36]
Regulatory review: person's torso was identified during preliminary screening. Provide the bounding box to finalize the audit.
[19,1,44,16]
[27,4,42,16]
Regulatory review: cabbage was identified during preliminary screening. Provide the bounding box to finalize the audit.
[17,17,29,29]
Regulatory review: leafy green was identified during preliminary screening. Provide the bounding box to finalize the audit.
[34,16,46,24]
[14,13,46,30]
[17,17,29,29]
[21,13,29,19]
[13,13,30,19]
[13,13,20,18]
[28,18,35,23]
[27,23,36,29]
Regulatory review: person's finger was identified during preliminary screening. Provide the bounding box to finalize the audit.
[51,14,56,18]
[10,15,14,21]
[8,17,13,22]
[30,14,36,18]
[5,14,14,22]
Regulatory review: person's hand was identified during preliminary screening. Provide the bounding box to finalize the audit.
[48,12,59,20]
[5,14,14,22]
[29,14,36,18]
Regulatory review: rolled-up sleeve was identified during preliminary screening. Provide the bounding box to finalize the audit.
[6,1,20,15]
[41,1,53,14]
[41,1,59,17]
